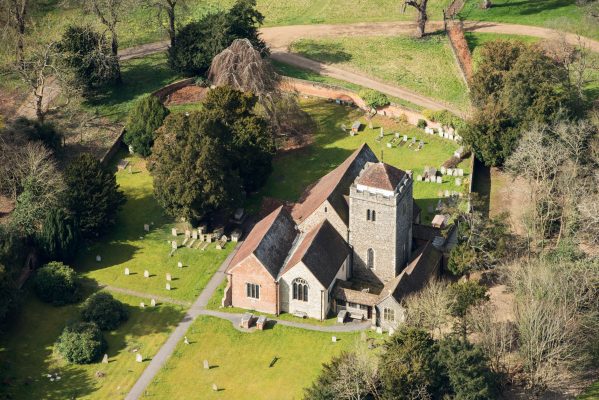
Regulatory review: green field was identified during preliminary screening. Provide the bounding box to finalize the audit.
[250,99,470,223]
[76,155,234,303]
[289,34,471,111]
[0,291,184,400]
[460,0,599,41]
[143,316,370,399]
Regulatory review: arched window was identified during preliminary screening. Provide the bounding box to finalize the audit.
[367,248,375,269]
[372,210,376,221]
[366,209,371,221]
[292,278,309,302]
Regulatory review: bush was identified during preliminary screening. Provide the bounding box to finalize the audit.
[124,95,170,157]
[417,119,427,129]
[81,292,128,330]
[8,117,62,152]
[55,322,106,364]
[33,262,80,306]
[359,89,390,109]
[65,154,126,238]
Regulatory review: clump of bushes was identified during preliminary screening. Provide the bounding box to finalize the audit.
[422,109,464,130]
[359,89,390,110]
[124,95,170,157]
[55,322,106,364]
[417,119,427,129]
[34,262,80,306]
[81,292,128,330]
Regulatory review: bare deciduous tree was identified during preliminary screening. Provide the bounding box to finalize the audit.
[402,0,429,38]
[209,39,314,145]
[1,0,29,66]
[85,0,124,81]
[330,344,382,400]
[404,279,451,338]
[143,0,188,47]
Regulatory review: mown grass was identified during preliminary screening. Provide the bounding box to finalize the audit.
[0,290,184,400]
[250,99,470,223]
[143,316,372,399]
[460,0,599,41]
[76,154,234,303]
[289,34,471,111]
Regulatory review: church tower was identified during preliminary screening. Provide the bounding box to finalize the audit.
[348,162,413,285]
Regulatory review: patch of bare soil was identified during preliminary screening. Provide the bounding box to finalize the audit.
[164,85,208,106]
[490,168,528,236]
[0,86,27,122]
[0,195,14,224]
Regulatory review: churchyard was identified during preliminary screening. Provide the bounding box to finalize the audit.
[0,291,184,400]
[142,316,375,399]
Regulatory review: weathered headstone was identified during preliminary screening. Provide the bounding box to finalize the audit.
[102,354,108,364]
[184,336,189,345]
[171,241,177,250]
[185,230,191,238]
[166,283,171,291]
[143,224,150,232]
[124,268,130,275]
[389,328,395,336]
[458,168,464,177]
[436,176,442,184]
[144,270,149,278]
[166,273,172,281]
[171,228,178,236]
[455,178,462,186]
[212,383,218,392]
[376,327,383,334]
[440,166,447,175]
[386,142,392,148]
[447,168,453,176]
[416,175,422,182]
[140,302,145,308]
[136,354,143,363]
[192,230,198,240]
[177,261,183,268]
[96,255,101,262]
[203,360,209,370]
[403,134,408,142]
[331,336,337,343]
[150,298,156,307]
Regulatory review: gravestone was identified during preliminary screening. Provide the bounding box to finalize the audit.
[96,255,101,262]
[416,175,422,182]
[455,178,462,186]
[447,168,453,176]
[136,354,143,363]
[171,228,178,236]
[140,302,145,308]
[387,142,392,148]
[203,360,209,370]
[102,354,108,364]
[389,327,395,336]
[458,168,464,177]
[424,177,430,183]
[395,132,400,138]
[444,190,451,197]
[436,176,442,184]
[376,327,383,334]
[440,166,446,175]
[331,336,337,343]
[192,230,198,240]
[185,230,191,238]
[124,268,130,275]
[177,261,183,268]
[403,135,408,142]
[151,298,156,307]
[379,127,384,138]
[166,283,171,291]
[144,270,149,278]
[171,241,177,250]
[212,384,218,392]
[184,336,189,345]
[166,273,172,281]
[144,224,149,232]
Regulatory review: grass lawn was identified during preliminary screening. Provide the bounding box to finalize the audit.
[0,290,184,400]
[578,380,599,399]
[251,99,471,223]
[460,0,599,41]
[75,154,234,303]
[272,60,426,112]
[83,53,181,122]
[143,316,372,399]
[289,34,471,111]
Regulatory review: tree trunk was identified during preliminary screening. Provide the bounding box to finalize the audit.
[34,92,44,123]
[167,5,176,47]
[415,0,428,38]
[110,28,122,83]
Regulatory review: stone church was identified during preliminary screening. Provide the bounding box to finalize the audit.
[223,143,453,329]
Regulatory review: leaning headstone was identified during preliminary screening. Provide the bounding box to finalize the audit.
[140,302,145,308]
[177,261,183,268]
[124,268,130,276]
[331,336,337,343]
[144,270,149,278]
[96,255,101,262]
[171,228,177,236]
[143,224,150,232]
[166,283,171,291]
[151,298,156,307]
[203,360,209,370]
[102,354,108,364]
[166,273,172,281]
[136,354,143,363]
[212,384,218,392]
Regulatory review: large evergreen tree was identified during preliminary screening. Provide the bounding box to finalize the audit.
[64,154,125,238]
[124,95,170,157]
[36,207,80,262]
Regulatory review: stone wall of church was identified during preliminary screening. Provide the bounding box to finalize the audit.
[297,200,348,241]
[279,263,327,320]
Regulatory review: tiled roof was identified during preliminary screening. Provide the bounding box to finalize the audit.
[378,241,442,304]
[280,220,349,287]
[334,280,381,306]
[357,162,406,191]
[227,206,297,278]
[291,143,377,225]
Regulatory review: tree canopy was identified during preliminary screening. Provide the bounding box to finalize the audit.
[55,322,106,364]
[33,261,81,306]
[124,95,170,157]
[150,86,274,222]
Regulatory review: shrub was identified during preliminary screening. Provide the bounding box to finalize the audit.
[359,89,390,109]
[124,95,170,157]
[81,292,128,330]
[8,117,62,152]
[417,119,427,129]
[33,262,80,306]
[422,109,435,121]
[55,322,106,364]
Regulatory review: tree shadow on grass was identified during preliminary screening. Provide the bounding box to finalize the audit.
[292,41,353,64]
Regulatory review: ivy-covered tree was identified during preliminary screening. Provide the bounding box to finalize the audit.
[168,0,266,75]
[36,207,80,262]
[64,154,125,238]
[464,40,581,167]
[124,95,170,157]
[57,25,120,92]
[150,86,273,222]
[55,322,106,364]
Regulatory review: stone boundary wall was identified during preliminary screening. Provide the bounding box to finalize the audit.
[446,21,473,86]
[100,127,126,167]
